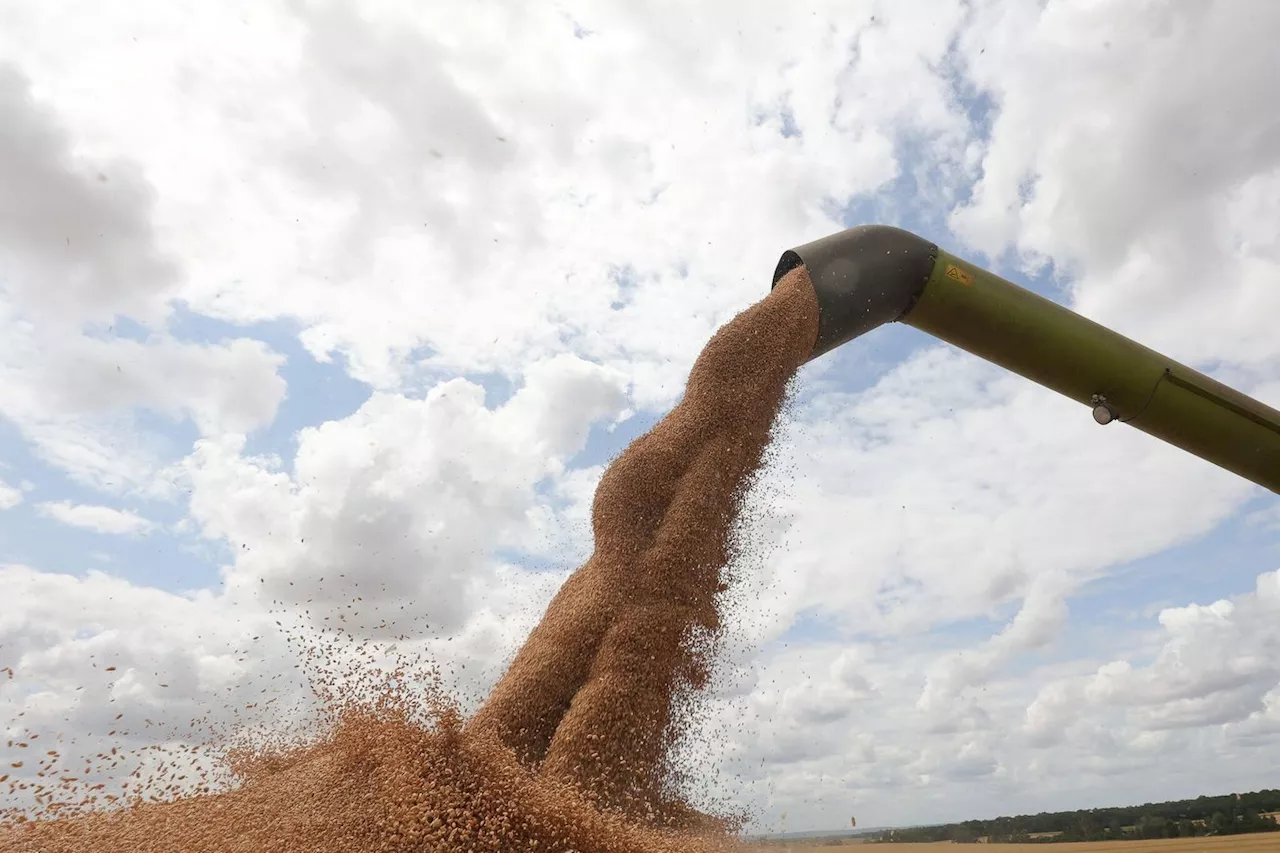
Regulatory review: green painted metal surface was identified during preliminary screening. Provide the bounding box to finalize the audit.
[902,249,1280,494]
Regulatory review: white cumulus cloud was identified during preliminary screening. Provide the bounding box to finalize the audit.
[0,479,23,510]
[36,501,154,536]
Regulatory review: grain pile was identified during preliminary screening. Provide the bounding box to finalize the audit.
[0,267,819,852]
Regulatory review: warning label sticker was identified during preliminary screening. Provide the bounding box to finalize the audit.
[944,263,974,285]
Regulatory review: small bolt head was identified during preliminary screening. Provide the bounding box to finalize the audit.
[1093,404,1115,425]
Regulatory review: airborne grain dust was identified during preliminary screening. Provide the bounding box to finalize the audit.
[0,267,819,853]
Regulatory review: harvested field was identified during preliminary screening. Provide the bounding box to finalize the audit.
[755,837,1280,853]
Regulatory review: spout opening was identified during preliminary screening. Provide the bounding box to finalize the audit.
[773,225,938,361]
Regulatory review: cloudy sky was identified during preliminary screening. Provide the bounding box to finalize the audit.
[3,0,1280,834]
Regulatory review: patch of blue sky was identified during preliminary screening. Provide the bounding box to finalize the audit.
[82,314,151,343]
[493,548,576,575]
[779,104,801,140]
[0,416,218,591]
[775,613,866,646]
[166,305,370,466]
[467,371,517,408]
[1075,492,1280,623]
[0,417,69,502]
[11,503,219,594]
[576,407,656,470]
[564,13,595,40]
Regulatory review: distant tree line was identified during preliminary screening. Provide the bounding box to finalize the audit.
[868,789,1280,844]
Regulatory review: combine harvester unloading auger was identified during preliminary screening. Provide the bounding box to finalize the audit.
[774,224,1280,494]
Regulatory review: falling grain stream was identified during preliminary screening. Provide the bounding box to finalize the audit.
[0,267,819,852]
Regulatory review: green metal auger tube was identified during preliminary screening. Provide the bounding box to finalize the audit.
[772,224,1280,494]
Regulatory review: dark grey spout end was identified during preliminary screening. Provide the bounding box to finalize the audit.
[772,224,939,360]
